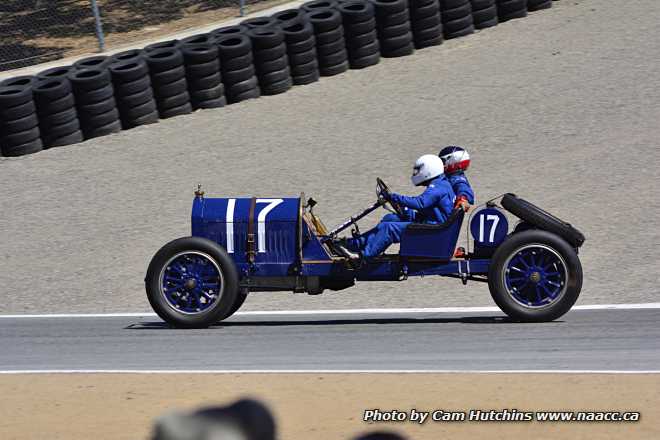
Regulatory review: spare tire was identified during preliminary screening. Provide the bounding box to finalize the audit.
[501,193,585,248]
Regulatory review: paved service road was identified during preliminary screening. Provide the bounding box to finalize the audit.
[1,308,659,371]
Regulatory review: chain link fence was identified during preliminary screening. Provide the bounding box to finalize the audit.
[0,0,283,73]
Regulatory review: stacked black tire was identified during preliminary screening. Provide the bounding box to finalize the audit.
[145,48,192,119]
[215,34,260,103]
[471,0,498,28]
[182,43,227,109]
[33,77,84,147]
[248,27,293,95]
[439,0,474,39]
[279,18,321,85]
[73,55,110,71]
[338,1,381,68]
[0,80,42,156]
[527,0,552,11]
[408,0,444,49]
[307,8,350,76]
[496,0,527,21]
[69,68,122,139]
[372,0,415,58]
[109,59,159,129]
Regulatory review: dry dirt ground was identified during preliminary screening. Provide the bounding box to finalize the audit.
[0,0,290,71]
[0,373,658,440]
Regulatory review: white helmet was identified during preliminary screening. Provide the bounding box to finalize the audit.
[411,154,444,186]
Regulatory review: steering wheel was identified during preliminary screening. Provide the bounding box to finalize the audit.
[376,178,405,217]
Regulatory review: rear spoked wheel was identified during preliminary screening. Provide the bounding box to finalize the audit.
[145,237,239,328]
[488,230,582,322]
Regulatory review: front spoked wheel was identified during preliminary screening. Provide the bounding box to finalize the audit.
[145,237,239,328]
[488,230,582,322]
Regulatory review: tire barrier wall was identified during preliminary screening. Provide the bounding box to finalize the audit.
[0,0,559,157]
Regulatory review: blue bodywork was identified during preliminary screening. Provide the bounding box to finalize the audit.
[191,194,496,290]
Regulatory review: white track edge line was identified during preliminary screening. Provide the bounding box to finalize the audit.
[0,370,658,375]
[1,303,660,318]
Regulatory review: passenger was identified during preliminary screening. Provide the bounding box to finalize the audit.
[439,145,474,211]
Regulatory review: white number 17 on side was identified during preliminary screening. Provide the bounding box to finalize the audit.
[225,198,283,253]
[479,213,500,243]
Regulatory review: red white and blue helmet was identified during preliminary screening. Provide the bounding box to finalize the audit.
[439,146,470,174]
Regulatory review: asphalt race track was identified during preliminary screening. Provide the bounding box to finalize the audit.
[1,308,659,371]
[1,0,660,314]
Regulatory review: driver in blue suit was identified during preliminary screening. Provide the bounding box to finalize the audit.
[336,155,455,262]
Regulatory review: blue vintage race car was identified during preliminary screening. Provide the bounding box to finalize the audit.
[145,179,585,328]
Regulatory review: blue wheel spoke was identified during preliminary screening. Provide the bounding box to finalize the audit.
[540,283,556,299]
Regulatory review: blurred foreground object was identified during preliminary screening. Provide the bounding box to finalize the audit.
[354,432,408,440]
[151,398,276,440]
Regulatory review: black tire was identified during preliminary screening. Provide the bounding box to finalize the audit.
[254,44,287,62]
[0,86,32,108]
[414,24,444,40]
[210,25,247,37]
[315,26,344,45]
[301,0,338,12]
[274,9,306,26]
[182,44,219,65]
[241,16,279,29]
[144,39,182,53]
[80,107,119,128]
[110,60,150,83]
[42,118,81,139]
[348,39,380,58]
[190,86,224,102]
[121,100,158,119]
[248,28,285,49]
[261,76,293,95]
[117,89,155,108]
[78,97,117,115]
[286,37,317,53]
[412,13,443,29]
[372,0,408,14]
[159,102,193,118]
[222,52,254,71]
[45,130,84,148]
[292,69,320,85]
[317,38,347,55]
[114,75,151,96]
[154,77,188,98]
[501,193,585,248]
[0,99,36,119]
[216,35,253,58]
[472,4,498,22]
[382,41,415,57]
[308,10,343,33]
[379,22,412,38]
[226,76,259,94]
[40,107,78,127]
[282,21,315,43]
[339,1,375,22]
[181,33,215,46]
[349,51,380,68]
[319,48,348,66]
[109,49,144,64]
[3,126,40,146]
[145,48,184,72]
[256,55,289,74]
[291,58,320,76]
[36,65,75,80]
[84,119,122,139]
[376,9,410,27]
[193,96,227,109]
[123,110,160,128]
[289,48,317,65]
[224,291,248,320]
[410,2,440,20]
[488,230,582,322]
[346,17,377,34]
[475,16,498,28]
[442,2,472,20]
[444,23,475,38]
[0,75,38,89]
[74,55,110,70]
[185,60,220,78]
[227,86,261,103]
[223,65,256,84]
[33,78,71,102]
[189,72,223,90]
[1,138,43,156]
[36,92,76,114]
[73,84,114,105]
[471,0,494,8]
[379,32,413,50]
[3,113,39,132]
[319,60,349,76]
[68,69,111,92]
[151,66,186,87]
[258,66,291,85]
[157,91,191,110]
[415,34,445,48]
